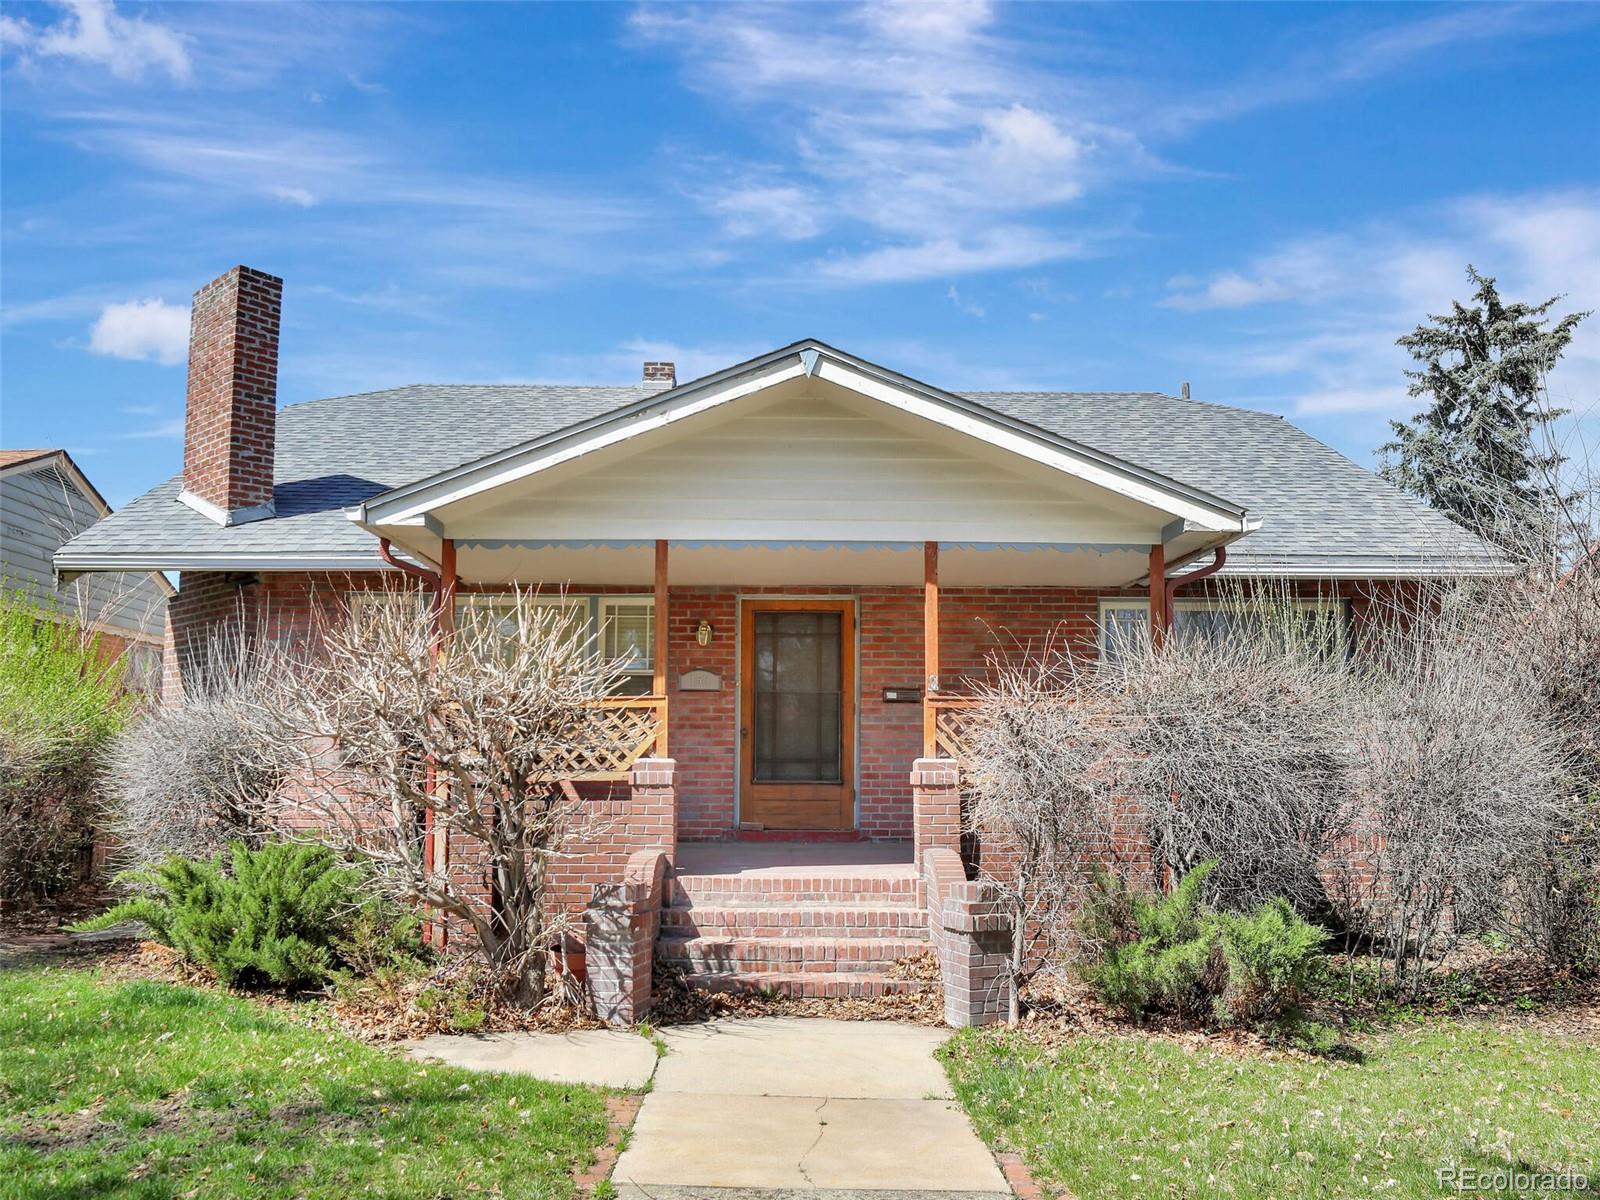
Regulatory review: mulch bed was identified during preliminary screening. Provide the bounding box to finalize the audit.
[14,900,1595,1050]
[1005,948,1600,1057]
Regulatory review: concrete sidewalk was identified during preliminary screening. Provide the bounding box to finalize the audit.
[610,1017,1011,1198]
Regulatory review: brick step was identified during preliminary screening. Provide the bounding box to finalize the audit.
[668,872,920,906]
[657,934,928,974]
[660,904,930,938]
[680,969,930,999]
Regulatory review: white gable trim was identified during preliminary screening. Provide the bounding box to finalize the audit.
[352,341,1251,533]
[811,357,1243,531]
[1,450,110,518]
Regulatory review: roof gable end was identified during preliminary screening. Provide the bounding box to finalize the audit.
[353,339,1253,536]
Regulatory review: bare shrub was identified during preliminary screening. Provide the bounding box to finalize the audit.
[253,586,629,1007]
[1374,384,1599,977]
[1346,594,1573,993]
[1479,563,1600,974]
[104,622,295,869]
[963,647,1121,1020]
[1099,592,1358,920]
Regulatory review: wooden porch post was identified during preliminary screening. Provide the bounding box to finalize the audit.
[1148,542,1167,647]
[653,539,669,756]
[437,537,458,639]
[923,539,940,758]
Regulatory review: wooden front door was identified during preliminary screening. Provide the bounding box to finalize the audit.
[739,599,856,831]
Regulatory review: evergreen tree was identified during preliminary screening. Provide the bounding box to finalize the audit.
[1380,266,1588,556]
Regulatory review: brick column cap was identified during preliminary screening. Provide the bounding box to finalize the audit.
[631,757,677,787]
[910,758,960,788]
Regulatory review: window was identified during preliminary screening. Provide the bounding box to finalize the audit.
[455,594,591,654]
[348,591,656,693]
[1097,597,1347,662]
[600,599,656,695]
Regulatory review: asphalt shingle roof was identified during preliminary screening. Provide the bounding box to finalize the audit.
[57,379,1495,573]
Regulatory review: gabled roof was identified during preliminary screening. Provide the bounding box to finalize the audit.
[1,448,113,516]
[54,342,1506,577]
[1,449,63,471]
[354,339,1253,537]
[2,448,174,641]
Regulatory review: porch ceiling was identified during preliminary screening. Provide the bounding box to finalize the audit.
[450,538,1171,588]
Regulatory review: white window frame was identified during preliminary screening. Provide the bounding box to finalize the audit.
[1096,596,1347,660]
[598,595,656,683]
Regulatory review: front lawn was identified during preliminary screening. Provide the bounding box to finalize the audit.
[0,964,610,1199]
[943,1023,1599,1199]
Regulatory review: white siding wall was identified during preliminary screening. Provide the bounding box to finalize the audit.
[450,392,1168,545]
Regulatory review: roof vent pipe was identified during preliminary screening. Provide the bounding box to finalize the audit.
[1180,381,1191,399]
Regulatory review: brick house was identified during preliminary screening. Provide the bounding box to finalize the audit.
[57,266,1504,1025]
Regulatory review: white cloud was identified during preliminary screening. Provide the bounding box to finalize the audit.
[88,298,188,364]
[271,185,317,207]
[1163,271,1295,311]
[945,285,985,319]
[632,2,1119,281]
[981,105,1083,177]
[1158,5,1597,133]
[1,0,190,83]
[814,228,1087,284]
[709,184,823,240]
[860,0,994,46]
[1175,190,1600,423]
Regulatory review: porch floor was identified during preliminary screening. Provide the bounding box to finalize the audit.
[674,839,914,878]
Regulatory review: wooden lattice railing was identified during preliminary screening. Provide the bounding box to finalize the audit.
[924,694,980,763]
[549,695,668,781]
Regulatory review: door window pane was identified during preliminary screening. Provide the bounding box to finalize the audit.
[753,611,842,783]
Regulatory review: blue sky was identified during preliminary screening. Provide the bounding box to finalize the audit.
[2,1,1597,508]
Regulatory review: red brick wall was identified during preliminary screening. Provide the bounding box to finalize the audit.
[183,266,282,515]
[656,585,1117,839]
[666,591,738,840]
[163,570,1409,842]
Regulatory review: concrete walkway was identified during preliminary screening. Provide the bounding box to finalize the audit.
[611,1017,1010,1199]
[405,1028,659,1090]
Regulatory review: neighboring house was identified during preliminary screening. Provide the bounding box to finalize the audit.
[56,266,1504,1021]
[2,448,171,688]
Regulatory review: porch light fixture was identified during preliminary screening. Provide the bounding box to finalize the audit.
[696,620,714,646]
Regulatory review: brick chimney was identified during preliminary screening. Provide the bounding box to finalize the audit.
[642,360,676,389]
[178,266,282,526]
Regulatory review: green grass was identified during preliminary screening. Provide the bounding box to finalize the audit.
[0,964,610,1199]
[943,1023,1600,1199]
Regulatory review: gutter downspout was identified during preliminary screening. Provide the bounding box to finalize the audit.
[1162,545,1227,629]
[377,536,440,587]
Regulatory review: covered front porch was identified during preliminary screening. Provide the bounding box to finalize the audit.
[344,341,1258,1023]
[409,535,1212,842]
